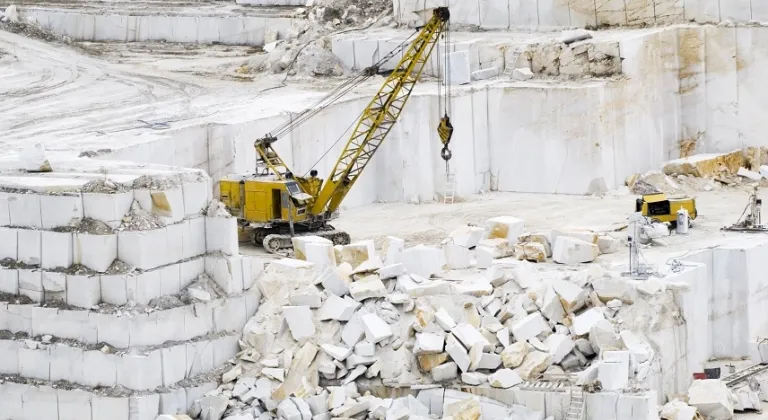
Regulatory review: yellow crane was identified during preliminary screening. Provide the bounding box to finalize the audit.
[219,7,453,254]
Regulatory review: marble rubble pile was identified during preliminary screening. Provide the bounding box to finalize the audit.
[0,158,263,420]
[626,147,768,195]
[186,216,662,420]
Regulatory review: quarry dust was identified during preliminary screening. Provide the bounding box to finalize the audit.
[52,217,113,235]
[82,178,128,194]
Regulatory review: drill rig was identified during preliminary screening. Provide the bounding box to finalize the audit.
[723,186,768,232]
[219,7,454,254]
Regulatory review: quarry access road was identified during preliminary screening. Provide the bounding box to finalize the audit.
[0,29,205,149]
[0,28,323,155]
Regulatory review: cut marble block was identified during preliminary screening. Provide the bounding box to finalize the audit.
[182,217,206,259]
[0,267,19,294]
[292,236,333,261]
[82,191,134,228]
[0,227,18,260]
[205,216,238,256]
[484,216,525,244]
[401,245,445,278]
[73,233,117,273]
[67,274,101,308]
[41,231,73,270]
[305,242,337,272]
[205,254,245,295]
[442,50,471,85]
[8,193,42,228]
[17,229,42,266]
[182,179,211,217]
[117,228,171,270]
[39,194,84,229]
[151,188,185,224]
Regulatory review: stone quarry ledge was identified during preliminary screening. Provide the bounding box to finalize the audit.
[14,6,301,46]
[5,2,300,17]
[0,332,239,391]
[0,373,220,420]
[0,291,260,349]
[662,150,745,178]
[331,26,648,79]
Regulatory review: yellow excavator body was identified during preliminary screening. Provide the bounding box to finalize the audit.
[219,176,313,224]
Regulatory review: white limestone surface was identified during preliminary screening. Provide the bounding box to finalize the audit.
[393,0,764,28]
[5,25,768,208]
[21,8,300,46]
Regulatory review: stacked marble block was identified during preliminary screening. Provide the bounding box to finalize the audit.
[0,164,262,420]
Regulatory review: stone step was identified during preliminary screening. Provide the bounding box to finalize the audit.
[0,372,220,420]
[0,251,262,307]
[0,291,259,348]
[0,332,239,390]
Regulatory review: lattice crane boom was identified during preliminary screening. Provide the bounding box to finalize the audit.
[310,7,451,215]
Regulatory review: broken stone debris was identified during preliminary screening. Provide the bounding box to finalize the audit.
[179,215,669,420]
[662,150,744,178]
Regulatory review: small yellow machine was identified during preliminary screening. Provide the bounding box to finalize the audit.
[635,193,697,226]
[220,7,454,254]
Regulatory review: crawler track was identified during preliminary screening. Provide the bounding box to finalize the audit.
[258,230,351,254]
[723,364,768,388]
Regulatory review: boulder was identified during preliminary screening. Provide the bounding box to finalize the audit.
[597,235,621,254]
[19,143,53,172]
[488,369,523,388]
[484,216,525,244]
[501,342,529,369]
[477,238,515,259]
[688,380,735,420]
[518,232,552,257]
[517,351,552,381]
[516,242,547,262]
[552,237,599,265]
[348,274,387,301]
[588,319,623,354]
[660,399,697,420]
[448,225,486,248]
[592,276,637,303]
[401,244,445,278]
[444,398,481,420]
[571,307,605,336]
[340,240,375,268]
[292,235,333,261]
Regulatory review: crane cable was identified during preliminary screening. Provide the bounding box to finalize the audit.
[436,20,453,175]
[292,30,421,178]
[266,32,420,142]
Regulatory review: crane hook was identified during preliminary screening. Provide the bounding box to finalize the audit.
[437,114,454,164]
[441,146,452,161]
